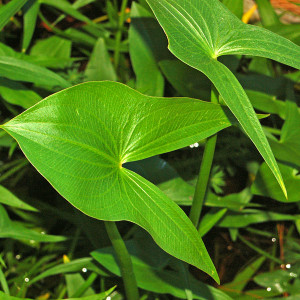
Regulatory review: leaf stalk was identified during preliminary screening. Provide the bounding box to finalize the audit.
[104,221,139,300]
[189,85,219,229]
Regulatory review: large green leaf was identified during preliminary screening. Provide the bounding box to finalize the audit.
[145,0,300,198]
[0,81,239,281]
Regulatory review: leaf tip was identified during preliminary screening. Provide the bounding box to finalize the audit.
[282,184,288,200]
[212,270,220,285]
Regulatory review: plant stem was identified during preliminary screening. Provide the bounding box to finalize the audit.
[189,85,219,229]
[114,0,128,72]
[104,221,139,300]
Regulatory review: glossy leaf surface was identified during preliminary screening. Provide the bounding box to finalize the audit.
[1,81,239,281]
[146,0,300,198]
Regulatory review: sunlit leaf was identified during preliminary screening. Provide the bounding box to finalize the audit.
[145,0,300,198]
[0,81,240,281]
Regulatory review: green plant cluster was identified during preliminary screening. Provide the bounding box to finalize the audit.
[0,0,300,299]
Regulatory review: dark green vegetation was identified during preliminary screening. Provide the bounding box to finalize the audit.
[0,0,300,299]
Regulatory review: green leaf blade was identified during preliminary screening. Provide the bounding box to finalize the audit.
[22,0,40,52]
[202,60,287,198]
[0,0,28,31]
[217,25,300,70]
[0,56,71,89]
[146,0,291,198]
[1,81,237,282]
[121,168,218,280]
[129,2,166,96]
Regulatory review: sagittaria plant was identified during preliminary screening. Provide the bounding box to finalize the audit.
[1,0,300,298]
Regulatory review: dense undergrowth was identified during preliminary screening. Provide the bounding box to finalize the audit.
[0,0,300,299]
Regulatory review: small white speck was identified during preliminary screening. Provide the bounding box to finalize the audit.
[189,142,199,148]
[15,254,21,260]
[290,272,297,278]
[106,297,111,300]
[286,264,291,269]
[82,268,87,273]
[267,287,272,292]
[24,278,29,283]
[271,238,276,242]
[41,231,45,235]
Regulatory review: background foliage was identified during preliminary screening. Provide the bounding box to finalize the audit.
[0,0,300,299]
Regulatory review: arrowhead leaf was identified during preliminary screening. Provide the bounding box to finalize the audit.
[1,81,238,282]
[145,0,300,198]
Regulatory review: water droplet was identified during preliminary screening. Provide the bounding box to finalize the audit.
[286,264,291,269]
[267,287,272,292]
[24,278,29,283]
[82,267,87,273]
[189,142,200,148]
[15,254,21,260]
[271,238,276,242]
